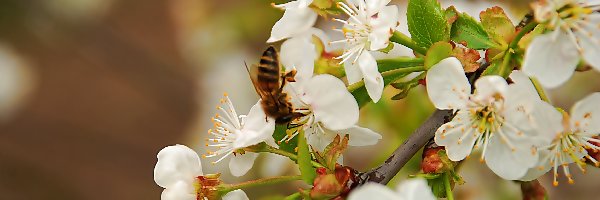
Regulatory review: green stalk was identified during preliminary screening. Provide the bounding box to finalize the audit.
[251,144,324,168]
[218,175,302,194]
[444,172,454,200]
[347,66,426,92]
[530,77,550,103]
[499,22,539,77]
[390,31,428,55]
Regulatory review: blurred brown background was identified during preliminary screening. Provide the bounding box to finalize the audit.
[0,0,598,200]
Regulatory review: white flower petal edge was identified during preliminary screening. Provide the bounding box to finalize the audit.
[426,57,471,110]
[347,178,435,200]
[357,52,384,103]
[300,74,359,130]
[571,93,600,133]
[229,152,259,177]
[344,125,382,147]
[522,31,579,88]
[154,145,203,200]
[222,189,250,200]
[280,28,328,82]
[154,145,203,189]
[267,0,317,43]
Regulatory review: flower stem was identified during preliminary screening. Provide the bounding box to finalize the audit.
[499,21,538,77]
[283,192,302,200]
[347,66,426,92]
[390,31,428,55]
[530,77,550,102]
[218,175,302,194]
[252,144,324,168]
[444,172,454,200]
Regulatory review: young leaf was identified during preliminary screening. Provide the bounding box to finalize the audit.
[450,12,495,50]
[424,41,453,70]
[480,6,515,45]
[297,130,317,184]
[407,0,450,48]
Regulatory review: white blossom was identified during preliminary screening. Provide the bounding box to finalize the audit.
[280,28,329,82]
[347,178,436,200]
[204,94,275,177]
[522,0,600,88]
[427,58,549,180]
[283,74,382,151]
[521,93,600,186]
[153,145,248,200]
[268,0,317,43]
[331,0,399,102]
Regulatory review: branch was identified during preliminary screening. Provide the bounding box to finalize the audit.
[357,109,452,185]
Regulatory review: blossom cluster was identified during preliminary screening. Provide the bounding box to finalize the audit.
[151,0,600,199]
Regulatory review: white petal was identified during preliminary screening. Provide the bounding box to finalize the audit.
[519,150,552,181]
[578,28,600,71]
[484,134,537,180]
[281,33,316,82]
[368,6,398,50]
[366,0,391,14]
[260,154,291,177]
[235,102,275,149]
[570,92,600,134]
[358,52,384,103]
[505,71,539,110]
[306,126,338,151]
[154,145,202,188]
[343,125,382,146]
[229,152,259,177]
[395,178,436,200]
[160,181,196,200]
[347,183,399,200]
[301,75,359,130]
[222,189,249,200]
[434,111,478,161]
[345,61,363,84]
[426,57,471,110]
[473,75,508,102]
[522,31,580,88]
[267,3,317,43]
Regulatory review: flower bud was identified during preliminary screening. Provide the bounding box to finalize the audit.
[421,143,456,174]
[310,165,358,200]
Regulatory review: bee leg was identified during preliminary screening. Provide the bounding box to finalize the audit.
[279,69,297,90]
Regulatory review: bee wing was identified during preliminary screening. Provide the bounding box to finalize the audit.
[245,62,270,99]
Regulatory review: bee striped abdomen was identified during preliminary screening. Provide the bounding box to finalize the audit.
[257,46,281,91]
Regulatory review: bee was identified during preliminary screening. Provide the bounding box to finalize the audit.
[246,46,306,124]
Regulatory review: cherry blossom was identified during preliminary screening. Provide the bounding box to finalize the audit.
[521,93,600,186]
[522,0,600,88]
[154,145,248,200]
[331,0,399,102]
[283,74,382,151]
[204,94,275,177]
[427,57,550,180]
[267,0,317,43]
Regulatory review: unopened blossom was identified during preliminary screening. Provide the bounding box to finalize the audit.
[154,145,248,200]
[283,74,382,151]
[204,94,275,177]
[521,93,600,186]
[427,58,550,180]
[347,178,436,200]
[522,0,600,88]
[268,0,317,43]
[332,0,399,102]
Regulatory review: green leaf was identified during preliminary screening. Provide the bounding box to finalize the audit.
[407,0,450,48]
[427,176,447,198]
[480,6,515,45]
[424,42,453,70]
[481,60,501,76]
[450,12,495,50]
[272,125,298,154]
[297,130,316,184]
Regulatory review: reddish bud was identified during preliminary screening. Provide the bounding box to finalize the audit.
[422,146,446,174]
[310,165,358,200]
[521,180,547,200]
